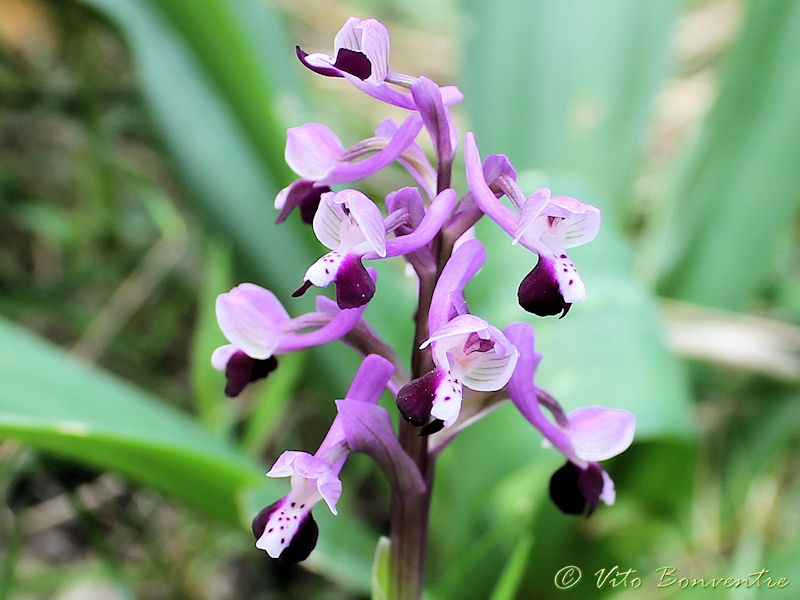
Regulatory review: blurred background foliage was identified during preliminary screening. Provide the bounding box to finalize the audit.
[0,0,798,598]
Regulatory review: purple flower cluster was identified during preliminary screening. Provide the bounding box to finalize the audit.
[212,17,635,567]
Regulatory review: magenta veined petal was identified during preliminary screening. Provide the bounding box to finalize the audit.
[459,326,519,392]
[285,123,344,180]
[216,284,291,359]
[334,189,387,257]
[332,17,390,83]
[564,407,635,463]
[422,314,490,351]
[312,190,386,256]
[512,188,551,245]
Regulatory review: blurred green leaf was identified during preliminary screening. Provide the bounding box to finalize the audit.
[656,0,800,309]
[191,237,233,434]
[0,318,274,523]
[147,0,291,183]
[461,0,679,205]
[79,0,317,298]
[488,530,534,600]
[371,536,391,600]
[241,351,304,457]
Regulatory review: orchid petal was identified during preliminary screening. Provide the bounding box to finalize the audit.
[423,313,489,350]
[459,326,519,392]
[275,179,329,225]
[396,368,444,426]
[334,189,387,257]
[211,344,238,371]
[517,256,575,318]
[312,192,347,250]
[253,498,318,562]
[285,123,344,180]
[512,188,551,244]
[599,469,616,505]
[215,284,290,359]
[276,299,366,353]
[564,407,635,462]
[304,251,345,288]
[358,19,390,83]
[429,372,463,428]
[554,254,586,304]
[332,17,362,55]
[504,322,574,455]
[266,451,343,514]
[385,186,425,229]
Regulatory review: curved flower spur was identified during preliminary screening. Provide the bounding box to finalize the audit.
[209,15,637,597]
[464,132,601,317]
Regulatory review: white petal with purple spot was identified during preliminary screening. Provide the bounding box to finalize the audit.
[429,373,463,428]
[304,251,345,288]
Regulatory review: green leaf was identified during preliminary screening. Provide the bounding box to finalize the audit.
[0,318,274,524]
[241,351,304,457]
[488,531,534,600]
[191,237,234,434]
[79,0,317,298]
[146,0,292,183]
[371,536,391,600]
[656,0,800,309]
[461,0,679,204]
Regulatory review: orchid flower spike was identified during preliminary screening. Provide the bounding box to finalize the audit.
[295,187,456,309]
[504,322,635,516]
[296,16,463,110]
[212,283,367,396]
[253,354,394,563]
[396,240,519,432]
[276,115,425,224]
[464,132,601,318]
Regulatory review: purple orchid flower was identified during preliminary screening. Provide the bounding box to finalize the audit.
[296,17,463,111]
[504,322,635,516]
[294,187,456,309]
[275,114,424,224]
[212,283,368,396]
[396,239,518,431]
[252,354,396,563]
[464,133,601,318]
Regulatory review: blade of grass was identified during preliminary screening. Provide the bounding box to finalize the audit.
[241,351,304,458]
